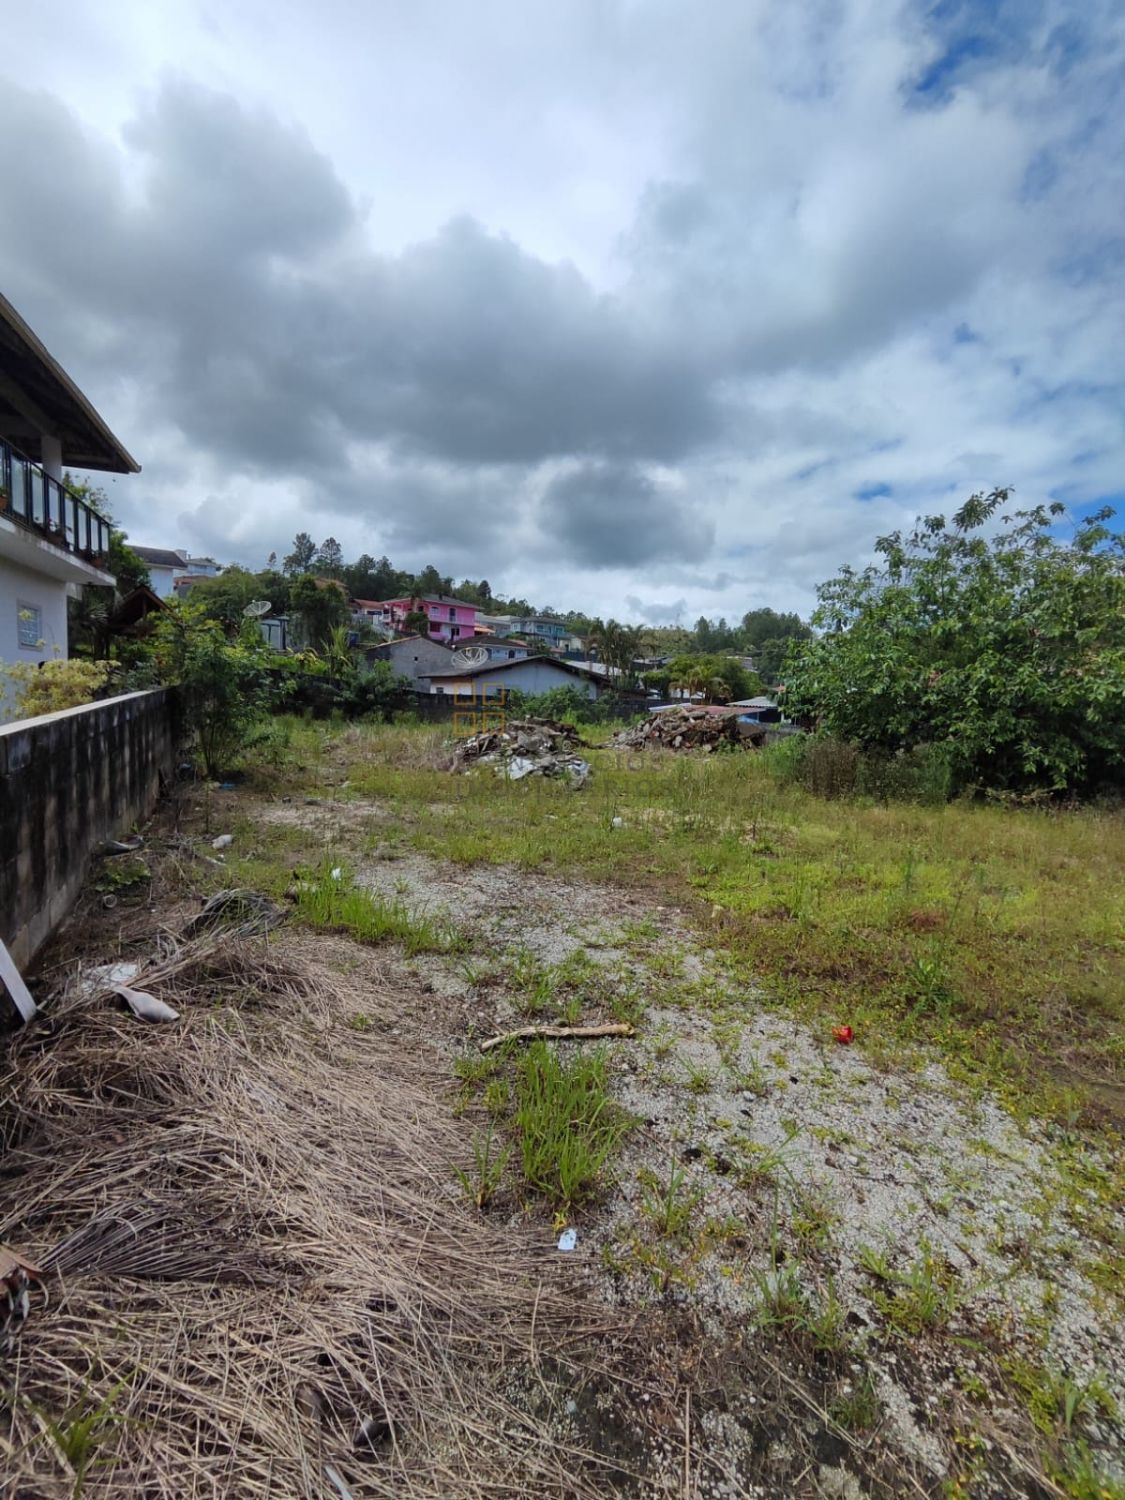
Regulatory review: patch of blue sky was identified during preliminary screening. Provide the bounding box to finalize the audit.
[909,0,1091,103]
[792,457,837,482]
[855,482,893,501]
[1053,238,1125,290]
[1043,488,1125,541]
[1020,149,1058,203]
[1012,379,1118,422]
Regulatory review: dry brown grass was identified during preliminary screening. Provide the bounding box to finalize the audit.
[0,933,679,1498]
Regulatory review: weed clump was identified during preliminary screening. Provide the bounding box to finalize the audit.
[513,1042,631,1207]
[294,863,466,955]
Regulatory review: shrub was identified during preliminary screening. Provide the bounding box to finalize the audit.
[800,736,861,799]
[764,733,955,804]
[514,684,644,726]
[2,658,111,719]
[151,606,273,777]
[785,491,1125,795]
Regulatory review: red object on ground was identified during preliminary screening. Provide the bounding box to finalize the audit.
[833,1025,855,1044]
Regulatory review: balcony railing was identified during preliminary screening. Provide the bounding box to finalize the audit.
[0,435,112,563]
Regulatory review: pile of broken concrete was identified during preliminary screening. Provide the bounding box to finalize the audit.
[612,706,765,753]
[451,719,591,784]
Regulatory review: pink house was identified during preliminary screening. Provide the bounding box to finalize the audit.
[378,594,479,644]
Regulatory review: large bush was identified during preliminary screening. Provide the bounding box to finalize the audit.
[152,605,274,777]
[784,492,1124,795]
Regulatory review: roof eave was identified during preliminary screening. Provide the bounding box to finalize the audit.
[0,292,140,475]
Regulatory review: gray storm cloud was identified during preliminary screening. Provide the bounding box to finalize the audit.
[0,0,1121,613]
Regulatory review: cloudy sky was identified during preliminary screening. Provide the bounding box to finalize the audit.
[2,1,1122,622]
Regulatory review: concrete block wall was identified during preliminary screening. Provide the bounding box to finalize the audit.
[0,689,175,969]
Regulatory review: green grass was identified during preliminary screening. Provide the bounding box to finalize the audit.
[38,1380,128,1496]
[751,1265,849,1356]
[512,1042,632,1207]
[860,1241,963,1336]
[828,1371,881,1433]
[247,719,1125,1133]
[455,1125,512,1210]
[638,1158,703,1240]
[293,862,466,955]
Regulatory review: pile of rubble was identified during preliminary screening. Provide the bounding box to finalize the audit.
[612,706,765,753]
[451,719,591,784]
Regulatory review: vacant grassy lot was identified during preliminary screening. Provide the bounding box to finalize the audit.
[249,718,1124,1134]
[8,714,1121,1498]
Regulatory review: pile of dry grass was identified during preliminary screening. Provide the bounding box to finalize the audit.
[0,932,680,1498]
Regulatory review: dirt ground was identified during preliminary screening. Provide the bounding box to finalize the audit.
[2,770,1123,1499]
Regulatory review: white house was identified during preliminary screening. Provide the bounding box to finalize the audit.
[131,547,188,599]
[0,293,137,720]
[129,549,220,599]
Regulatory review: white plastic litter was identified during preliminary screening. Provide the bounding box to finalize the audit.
[611,816,624,828]
[212,834,234,850]
[557,1228,578,1252]
[114,985,180,1023]
[79,961,140,999]
[330,867,343,880]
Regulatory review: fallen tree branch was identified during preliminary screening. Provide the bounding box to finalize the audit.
[480,1022,635,1054]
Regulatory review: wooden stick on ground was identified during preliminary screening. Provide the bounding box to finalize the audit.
[480,1022,635,1054]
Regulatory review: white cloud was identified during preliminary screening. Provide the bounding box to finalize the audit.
[0,0,1120,623]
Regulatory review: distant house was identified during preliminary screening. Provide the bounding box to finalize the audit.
[492,615,569,650]
[426,655,607,700]
[377,594,479,644]
[132,547,187,599]
[475,611,514,636]
[170,557,220,598]
[351,597,389,628]
[131,549,218,599]
[730,695,780,722]
[451,634,531,662]
[365,634,455,687]
[1,292,134,719]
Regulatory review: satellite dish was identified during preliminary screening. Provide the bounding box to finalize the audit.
[451,645,491,669]
[243,600,273,618]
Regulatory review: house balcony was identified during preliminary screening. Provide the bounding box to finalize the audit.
[0,435,115,585]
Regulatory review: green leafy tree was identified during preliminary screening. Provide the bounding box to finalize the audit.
[414,563,452,596]
[737,608,811,686]
[151,604,272,777]
[290,574,350,651]
[671,657,727,702]
[283,531,318,575]
[316,536,345,577]
[738,608,811,651]
[666,654,758,702]
[255,568,291,617]
[693,616,738,653]
[402,608,430,636]
[784,490,1125,794]
[344,661,413,721]
[343,553,405,600]
[753,637,793,687]
[187,566,262,630]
